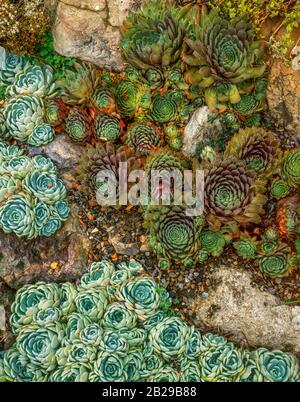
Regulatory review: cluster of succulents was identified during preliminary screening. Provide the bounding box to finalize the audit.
[0,141,69,239]
[1,259,299,382]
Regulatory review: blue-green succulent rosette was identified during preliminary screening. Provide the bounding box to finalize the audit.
[27,124,55,147]
[0,49,26,86]
[32,155,57,175]
[3,94,44,142]
[0,175,19,202]
[0,144,24,162]
[0,155,33,179]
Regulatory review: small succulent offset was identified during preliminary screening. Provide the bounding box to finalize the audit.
[2,258,298,383]
[0,142,69,239]
[183,9,265,110]
[126,122,161,156]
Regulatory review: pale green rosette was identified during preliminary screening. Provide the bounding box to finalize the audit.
[91,352,126,382]
[79,261,115,290]
[99,330,129,357]
[200,333,227,352]
[254,348,299,382]
[51,199,70,221]
[0,144,24,161]
[147,366,180,382]
[118,259,144,276]
[123,350,143,382]
[59,282,77,317]
[33,200,51,231]
[109,269,129,287]
[3,95,44,142]
[33,307,61,327]
[6,62,56,98]
[50,363,91,382]
[16,323,64,371]
[149,317,190,359]
[180,360,202,382]
[117,277,160,321]
[28,124,55,147]
[10,282,60,332]
[0,50,26,86]
[23,170,66,204]
[0,155,33,179]
[57,341,97,366]
[118,328,147,347]
[143,310,165,330]
[75,288,108,321]
[0,194,37,238]
[1,348,46,382]
[0,175,19,203]
[185,327,202,359]
[39,216,62,237]
[89,260,115,275]
[32,155,57,175]
[236,351,264,382]
[64,313,92,342]
[141,353,164,379]
[102,302,137,330]
[79,324,103,346]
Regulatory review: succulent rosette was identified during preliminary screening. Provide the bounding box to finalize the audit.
[0,155,32,179]
[150,92,179,123]
[140,352,164,379]
[118,328,147,348]
[270,179,290,200]
[199,230,226,257]
[59,283,77,317]
[64,108,90,143]
[99,331,129,356]
[27,123,55,147]
[147,366,180,382]
[0,144,24,161]
[33,307,62,327]
[183,9,265,110]
[51,199,70,221]
[23,170,66,205]
[149,317,190,359]
[57,341,97,366]
[39,216,62,237]
[91,88,115,111]
[102,303,137,330]
[200,333,227,352]
[253,348,299,382]
[204,159,267,225]
[126,122,160,156]
[32,155,56,175]
[94,114,123,142]
[79,260,115,289]
[0,175,18,202]
[233,237,257,259]
[6,62,56,98]
[0,49,26,86]
[91,352,126,382]
[50,363,91,382]
[75,289,108,321]
[143,311,166,331]
[259,253,289,278]
[3,94,44,142]
[64,313,92,342]
[10,282,60,332]
[0,194,37,239]
[45,100,61,126]
[123,350,143,382]
[114,79,151,117]
[180,360,201,382]
[16,323,64,371]
[79,324,103,346]
[185,328,202,359]
[117,277,160,321]
[281,150,300,188]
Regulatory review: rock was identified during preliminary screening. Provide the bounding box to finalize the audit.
[0,306,5,331]
[109,233,140,256]
[52,0,146,71]
[0,204,91,289]
[27,133,82,188]
[267,59,300,142]
[189,265,300,354]
[182,106,223,158]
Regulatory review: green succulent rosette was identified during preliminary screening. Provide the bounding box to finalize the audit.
[118,328,147,347]
[200,333,227,352]
[123,350,143,382]
[140,352,164,379]
[91,352,126,382]
[259,253,289,278]
[102,302,137,330]
[51,199,70,221]
[0,194,37,239]
[0,144,24,161]
[32,155,57,175]
[0,175,19,202]
[94,114,122,142]
[91,88,115,111]
[28,123,55,147]
[16,323,64,371]
[1,348,46,382]
[23,170,66,205]
[233,95,261,116]
[79,260,115,289]
[50,363,91,382]
[149,317,190,359]
[45,100,61,126]
[64,313,92,342]
[126,122,160,156]
[109,269,130,287]
[10,282,60,332]
[3,94,44,142]
[253,348,299,382]
[143,310,166,331]
[0,50,26,86]
[180,360,201,382]
[117,276,160,321]
[200,230,226,257]
[114,80,151,117]
[59,282,77,317]
[0,155,32,179]
[64,108,90,143]
[270,179,290,200]
[39,216,62,237]
[57,341,97,366]
[147,366,180,382]
[281,150,300,188]
[150,92,178,123]
[75,288,108,321]
[185,328,202,359]
[6,62,56,98]
[80,324,103,346]
[233,237,257,259]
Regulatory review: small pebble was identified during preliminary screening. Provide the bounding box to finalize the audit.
[201,291,209,298]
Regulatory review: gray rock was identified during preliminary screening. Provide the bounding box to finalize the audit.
[0,306,5,331]
[189,265,300,354]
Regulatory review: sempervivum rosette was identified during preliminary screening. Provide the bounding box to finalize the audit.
[123,350,143,382]
[146,205,200,268]
[0,155,32,179]
[0,175,19,202]
[9,282,60,332]
[6,62,56,98]
[258,253,289,278]
[150,92,179,123]
[180,360,201,382]
[91,88,115,112]
[0,194,37,239]
[185,328,202,360]
[79,260,115,290]
[64,108,91,143]
[281,150,300,188]
[199,230,226,258]
[270,179,290,200]
[183,9,265,110]
[114,79,151,117]
[149,317,190,360]
[27,124,55,147]
[102,302,137,330]
[23,170,66,205]
[90,352,126,382]
[32,155,57,175]
[233,236,257,259]
[16,323,64,372]
[79,324,103,346]
[0,49,26,86]
[252,348,299,382]
[56,341,97,366]
[116,276,160,321]
[140,353,164,379]
[45,100,61,127]
[50,363,91,382]
[75,288,108,321]
[94,114,123,143]
[126,122,160,156]
[33,307,61,327]
[204,158,267,226]
[3,95,44,142]
[59,282,77,317]
[64,313,92,342]
[147,366,180,382]
[224,128,279,178]
[99,331,129,356]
